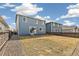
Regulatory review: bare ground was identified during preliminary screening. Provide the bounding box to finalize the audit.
[20,35,78,56]
[0,34,79,56]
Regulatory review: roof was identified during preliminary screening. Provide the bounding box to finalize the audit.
[15,14,45,23]
[46,21,62,25]
[0,16,9,28]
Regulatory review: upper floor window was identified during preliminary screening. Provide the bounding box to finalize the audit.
[34,19,45,25]
[53,23,55,26]
[23,17,25,21]
[58,24,60,27]
[36,20,38,24]
[23,17,27,23]
[39,20,44,25]
[42,21,45,25]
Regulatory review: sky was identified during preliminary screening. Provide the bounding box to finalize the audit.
[0,3,79,29]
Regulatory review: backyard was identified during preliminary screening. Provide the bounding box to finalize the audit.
[20,35,79,56]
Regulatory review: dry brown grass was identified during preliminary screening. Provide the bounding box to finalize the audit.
[20,35,78,56]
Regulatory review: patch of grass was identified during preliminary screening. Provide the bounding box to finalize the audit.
[20,35,78,56]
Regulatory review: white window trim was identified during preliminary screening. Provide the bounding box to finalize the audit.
[39,27,44,32]
[29,26,37,34]
[36,20,38,24]
[23,17,28,23]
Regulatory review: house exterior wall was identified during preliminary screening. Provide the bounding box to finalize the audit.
[46,22,62,33]
[16,15,46,35]
[77,28,79,33]
[51,22,62,32]
[46,23,51,33]
[62,26,76,33]
[75,27,79,33]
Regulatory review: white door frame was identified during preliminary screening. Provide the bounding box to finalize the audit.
[29,26,37,35]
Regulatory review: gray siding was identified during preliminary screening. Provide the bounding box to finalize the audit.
[51,23,62,32]
[46,22,62,33]
[16,15,46,35]
[46,23,51,33]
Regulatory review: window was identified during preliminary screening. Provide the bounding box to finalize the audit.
[53,23,55,26]
[57,24,60,27]
[39,28,42,31]
[23,17,26,21]
[23,17,28,23]
[30,27,36,33]
[36,20,38,24]
[55,23,58,27]
[39,21,44,25]
[42,21,44,25]
[29,27,37,35]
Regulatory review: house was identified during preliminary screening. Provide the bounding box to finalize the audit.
[0,16,9,32]
[16,14,46,35]
[62,25,76,33]
[75,26,79,33]
[46,22,62,33]
[77,27,79,33]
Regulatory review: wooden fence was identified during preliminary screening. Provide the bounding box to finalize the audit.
[0,32,9,50]
[47,32,79,38]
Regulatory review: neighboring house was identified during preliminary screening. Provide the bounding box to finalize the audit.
[16,14,46,35]
[46,22,62,33]
[75,26,79,33]
[0,16,9,32]
[77,28,79,33]
[62,25,76,33]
